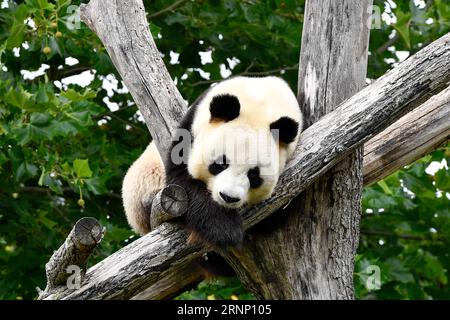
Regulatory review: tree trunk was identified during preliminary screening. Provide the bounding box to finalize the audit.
[223,0,371,299]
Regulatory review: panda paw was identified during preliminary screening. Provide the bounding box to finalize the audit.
[187,211,244,248]
[206,222,244,249]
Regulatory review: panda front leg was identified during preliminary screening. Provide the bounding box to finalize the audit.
[182,179,244,248]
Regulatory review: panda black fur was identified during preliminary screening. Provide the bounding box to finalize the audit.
[122,76,303,248]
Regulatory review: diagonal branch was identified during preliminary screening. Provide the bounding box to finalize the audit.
[80,0,186,153]
[363,86,450,185]
[42,8,450,297]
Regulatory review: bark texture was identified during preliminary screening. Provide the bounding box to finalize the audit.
[223,0,371,299]
[150,184,188,229]
[363,87,450,186]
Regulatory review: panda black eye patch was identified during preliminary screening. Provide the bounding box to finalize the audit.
[248,167,263,188]
[208,155,229,175]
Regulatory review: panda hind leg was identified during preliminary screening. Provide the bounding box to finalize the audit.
[122,142,165,235]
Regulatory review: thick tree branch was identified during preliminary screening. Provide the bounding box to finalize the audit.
[363,86,450,185]
[42,28,450,299]
[80,0,186,153]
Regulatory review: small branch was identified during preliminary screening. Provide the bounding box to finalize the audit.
[107,113,150,135]
[147,0,188,20]
[93,104,136,120]
[361,229,446,242]
[38,217,104,300]
[27,64,92,83]
[20,186,122,200]
[376,33,399,55]
[191,64,299,87]
[51,64,92,80]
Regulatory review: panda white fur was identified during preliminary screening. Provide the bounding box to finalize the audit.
[122,76,302,247]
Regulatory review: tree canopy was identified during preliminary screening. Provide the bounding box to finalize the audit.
[0,0,449,300]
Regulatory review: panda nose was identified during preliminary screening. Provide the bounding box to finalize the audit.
[219,192,240,203]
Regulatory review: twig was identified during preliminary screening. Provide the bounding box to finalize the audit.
[191,64,299,87]
[361,229,446,242]
[147,0,188,20]
[376,33,399,55]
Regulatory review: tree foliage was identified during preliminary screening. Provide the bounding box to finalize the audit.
[0,0,448,300]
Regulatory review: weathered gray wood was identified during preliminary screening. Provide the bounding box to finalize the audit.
[223,0,371,299]
[38,217,103,299]
[150,184,188,229]
[79,0,186,153]
[131,262,203,300]
[131,86,450,300]
[132,91,450,299]
[42,31,450,299]
[364,86,450,185]
[43,223,204,300]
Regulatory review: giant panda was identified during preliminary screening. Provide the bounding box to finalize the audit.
[122,76,302,248]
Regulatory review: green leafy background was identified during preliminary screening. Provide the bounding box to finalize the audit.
[0,0,449,300]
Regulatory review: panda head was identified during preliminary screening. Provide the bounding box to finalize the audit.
[188,93,299,209]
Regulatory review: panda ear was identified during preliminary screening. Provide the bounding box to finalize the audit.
[210,94,240,122]
[270,117,299,144]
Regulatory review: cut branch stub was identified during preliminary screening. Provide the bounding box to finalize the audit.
[38,217,103,299]
[72,217,104,250]
[150,184,188,229]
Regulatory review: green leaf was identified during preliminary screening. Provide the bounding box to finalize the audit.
[37,212,57,230]
[4,87,36,111]
[6,4,28,49]
[85,178,109,195]
[73,159,93,178]
[30,113,50,125]
[48,120,79,137]
[386,258,414,284]
[37,0,55,11]
[435,169,450,192]
[61,161,71,173]
[377,180,393,195]
[41,174,63,194]
[6,23,26,49]
[61,88,97,102]
[14,123,53,145]
[38,167,45,186]
[35,84,49,104]
[15,161,38,181]
[393,10,412,49]
[401,172,436,199]
[48,37,62,57]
